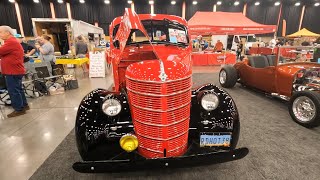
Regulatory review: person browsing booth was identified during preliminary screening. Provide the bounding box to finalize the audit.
[214,40,223,52]
[0,26,29,118]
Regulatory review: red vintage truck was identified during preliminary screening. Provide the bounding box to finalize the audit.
[73,9,248,173]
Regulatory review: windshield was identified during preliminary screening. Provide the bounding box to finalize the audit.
[113,19,189,48]
[240,35,256,42]
[278,46,316,65]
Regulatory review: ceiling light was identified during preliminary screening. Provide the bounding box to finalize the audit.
[234,1,240,6]
[57,0,63,3]
[295,2,300,6]
[79,0,85,3]
[255,2,260,6]
[171,1,176,5]
[128,0,132,4]
[192,1,197,5]
[8,0,15,3]
[217,1,222,5]
[33,0,40,3]
[149,0,154,5]
[274,2,280,6]
[315,2,320,6]
[104,0,110,4]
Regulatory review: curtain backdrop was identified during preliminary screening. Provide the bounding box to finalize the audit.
[0,0,20,33]
[216,4,244,12]
[70,0,129,35]
[186,0,214,20]
[134,0,150,14]
[53,1,68,18]
[154,0,182,17]
[302,5,320,33]
[19,0,51,36]
[2,0,320,37]
[278,3,302,36]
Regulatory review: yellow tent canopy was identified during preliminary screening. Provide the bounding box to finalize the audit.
[287,28,320,37]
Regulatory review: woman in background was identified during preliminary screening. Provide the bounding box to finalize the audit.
[75,35,88,58]
[35,35,56,75]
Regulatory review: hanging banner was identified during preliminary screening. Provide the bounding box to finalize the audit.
[89,52,106,78]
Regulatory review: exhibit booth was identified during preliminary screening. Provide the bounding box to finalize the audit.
[188,11,277,66]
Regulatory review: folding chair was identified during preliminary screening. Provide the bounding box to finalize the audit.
[0,74,11,106]
[33,66,66,95]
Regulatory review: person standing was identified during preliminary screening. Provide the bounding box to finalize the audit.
[0,26,29,118]
[214,40,224,52]
[236,41,243,60]
[35,35,56,75]
[15,34,36,62]
[75,35,88,58]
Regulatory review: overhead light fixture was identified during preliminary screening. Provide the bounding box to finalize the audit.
[79,0,85,3]
[8,0,15,3]
[104,0,110,4]
[33,0,40,3]
[128,0,132,4]
[192,1,197,5]
[315,2,320,6]
[171,1,176,5]
[255,2,260,6]
[57,0,63,3]
[234,1,240,6]
[274,2,280,6]
[149,0,154,5]
[295,2,300,6]
[217,1,222,5]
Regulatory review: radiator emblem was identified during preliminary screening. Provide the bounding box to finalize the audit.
[159,61,168,82]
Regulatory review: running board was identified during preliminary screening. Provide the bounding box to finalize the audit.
[73,147,249,173]
[271,93,290,101]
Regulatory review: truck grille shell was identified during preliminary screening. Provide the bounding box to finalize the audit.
[126,74,192,158]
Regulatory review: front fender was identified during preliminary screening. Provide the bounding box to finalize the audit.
[75,89,133,161]
[190,84,240,149]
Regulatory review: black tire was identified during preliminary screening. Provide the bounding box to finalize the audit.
[289,91,320,128]
[219,65,238,88]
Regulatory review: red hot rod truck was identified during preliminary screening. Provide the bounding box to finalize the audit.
[73,9,248,173]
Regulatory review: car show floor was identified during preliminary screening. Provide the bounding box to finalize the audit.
[1,66,320,180]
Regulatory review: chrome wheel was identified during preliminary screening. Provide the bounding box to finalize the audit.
[219,70,227,84]
[292,96,316,122]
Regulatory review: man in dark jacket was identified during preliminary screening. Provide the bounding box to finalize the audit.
[0,26,29,118]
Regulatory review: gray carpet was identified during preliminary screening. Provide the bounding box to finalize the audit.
[30,73,320,180]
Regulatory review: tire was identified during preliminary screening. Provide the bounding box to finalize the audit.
[219,65,238,88]
[289,91,320,128]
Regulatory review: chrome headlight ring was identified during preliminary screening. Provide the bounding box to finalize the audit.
[102,95,122,116]
[201,92,220,111]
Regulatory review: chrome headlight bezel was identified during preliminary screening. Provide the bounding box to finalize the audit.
[201,92,220,111]
[101,97,122,116]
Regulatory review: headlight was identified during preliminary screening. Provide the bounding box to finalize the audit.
[201,93,219,111]
[102,98,122,116]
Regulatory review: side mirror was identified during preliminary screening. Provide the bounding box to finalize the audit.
[113,40,120,48]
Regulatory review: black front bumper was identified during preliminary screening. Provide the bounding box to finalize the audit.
[73,147,249,173]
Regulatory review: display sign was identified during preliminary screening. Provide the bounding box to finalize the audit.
[89,52,106,78]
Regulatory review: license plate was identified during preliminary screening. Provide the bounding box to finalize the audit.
[200,133,231,147]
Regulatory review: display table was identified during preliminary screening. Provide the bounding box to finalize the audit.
[55,58,89,66]
[249,47,273,55]
[192,52,236,65]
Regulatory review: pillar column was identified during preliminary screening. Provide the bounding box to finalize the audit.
[14,2,24,37]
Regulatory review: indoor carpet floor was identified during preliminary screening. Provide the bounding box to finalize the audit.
[30,73,320,180]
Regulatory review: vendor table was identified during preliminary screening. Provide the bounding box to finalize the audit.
[55,58,89,77]
[55,58,89,66]
[192,52,236,65]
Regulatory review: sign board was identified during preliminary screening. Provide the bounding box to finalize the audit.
[89,52,106,78]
